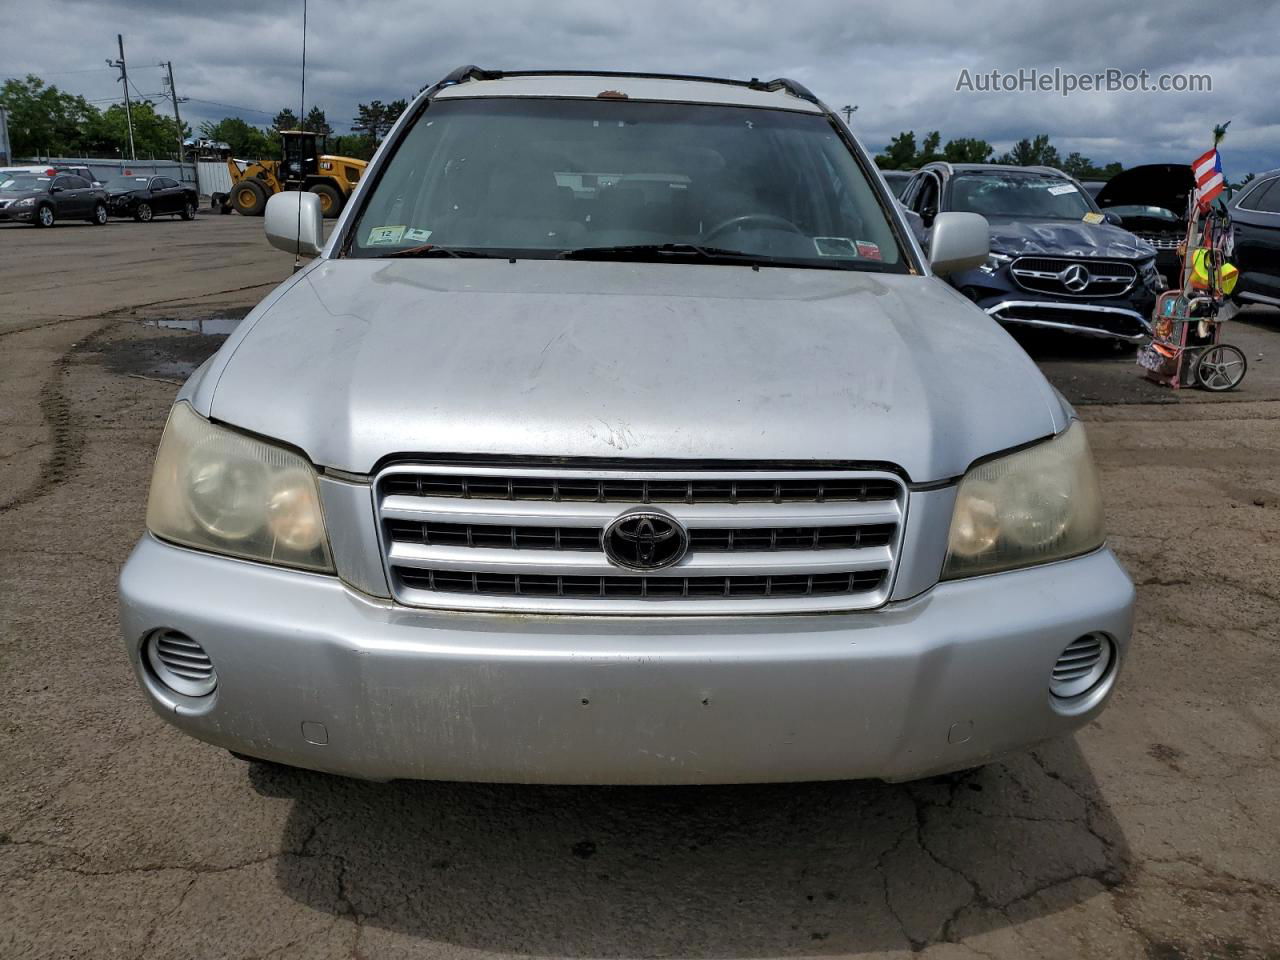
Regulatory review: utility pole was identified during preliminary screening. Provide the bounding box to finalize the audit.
[107,34,136,160]
[841,104,858,125]
[161,61,188,167]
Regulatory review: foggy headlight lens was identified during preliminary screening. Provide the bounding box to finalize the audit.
[942,421,1104,579]
[146,403,333,572]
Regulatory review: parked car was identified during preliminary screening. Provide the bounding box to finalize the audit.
[104,175,198,222]
[902,162,1162,342]
[1228,168,1280,308]
[119,67,1134,786]
[0,164,100,185]
[880,169,913,199]
[1093,164,1194,286]
[0,173,108,226]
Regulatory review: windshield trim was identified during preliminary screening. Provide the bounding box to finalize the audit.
[336,91,924,275]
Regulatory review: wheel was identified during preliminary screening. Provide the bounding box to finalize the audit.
[89,202,108,225]
[180,199,196,221]
[1191,344,1247,392]
[308,183,343,219]
[703,212,804,242]
[231,180,268,216]
[134,202,154,223]
[33,204,55,228]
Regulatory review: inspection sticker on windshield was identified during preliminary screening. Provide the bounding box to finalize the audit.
[367,225,407,245]
[403,227,433,243]
[1082,212,1104,224]
[1047,183,1078,196]
[856,241,883,260]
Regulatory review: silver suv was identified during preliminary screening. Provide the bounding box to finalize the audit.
[119,68,1134,784]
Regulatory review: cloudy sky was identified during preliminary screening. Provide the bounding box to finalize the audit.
[10,0,1279,178]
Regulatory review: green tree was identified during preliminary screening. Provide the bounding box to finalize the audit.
[998,134,1060,167]
[271,107,299,132]
[353,98,408,142]
[303,106,332,137]
[0,74,99,157]
[942,137,993,163]
[90,100,187,159]
[875,131,919,170]
[200,117,274,159]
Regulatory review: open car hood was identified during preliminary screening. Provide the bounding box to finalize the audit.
[1095,164,1193,219]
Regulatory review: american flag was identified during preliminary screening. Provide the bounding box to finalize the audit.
[1192,147,1225,210]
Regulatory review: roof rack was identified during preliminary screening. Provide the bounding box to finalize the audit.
[426,66,821,105]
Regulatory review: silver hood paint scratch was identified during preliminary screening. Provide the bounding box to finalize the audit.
[200,259,1065,482]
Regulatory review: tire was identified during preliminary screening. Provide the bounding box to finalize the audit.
[134,202,154,223]
[89,202,108,225]
[1191,343,1247,392]
[180,199,196,221]
[308,182,343,219]
[33,204,55,228]
[231,180,268,216]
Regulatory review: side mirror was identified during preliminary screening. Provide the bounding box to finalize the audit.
[929,212,990,275]
[50,186,63,193]
[1103,210,1124,226]
[920,206,937,227]
[265,191,324,257]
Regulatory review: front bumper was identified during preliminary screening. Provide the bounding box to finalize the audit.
[0,204,34,222]
[119,535,1134,784]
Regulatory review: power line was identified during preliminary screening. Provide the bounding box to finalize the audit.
[182,96,276,117]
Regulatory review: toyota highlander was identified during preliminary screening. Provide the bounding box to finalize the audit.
[118,67,1135,785]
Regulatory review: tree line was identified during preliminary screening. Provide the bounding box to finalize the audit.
[0,73,411,162]
[1,74,188,159]
[874,130,1124,180]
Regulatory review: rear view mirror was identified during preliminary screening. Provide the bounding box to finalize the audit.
[265,191,324,257]
[929,212,989,275]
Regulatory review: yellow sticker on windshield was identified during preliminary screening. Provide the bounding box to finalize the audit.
[367,225,406,245]
[1082,212,1104,224]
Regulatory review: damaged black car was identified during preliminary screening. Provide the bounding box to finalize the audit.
[902,163,1162,342]
[1093,163,1193,286]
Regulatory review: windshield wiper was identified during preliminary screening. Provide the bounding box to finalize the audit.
[381,244,507,259]
[557,242,760,264]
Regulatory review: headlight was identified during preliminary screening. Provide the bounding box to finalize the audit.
[942,421,1104,580]
[15,197,35,208]
[146,403,333,572]
[978,252,1011,275]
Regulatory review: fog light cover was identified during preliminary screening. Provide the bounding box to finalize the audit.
[145,629,217,697]
[1050,633,1113,700]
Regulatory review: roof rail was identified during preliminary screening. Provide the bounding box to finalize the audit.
[422,67,820,104]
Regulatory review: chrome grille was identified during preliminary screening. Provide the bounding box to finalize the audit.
[375,465,906,614]
[1135,233,1180,250]
[1010,257,1137,297]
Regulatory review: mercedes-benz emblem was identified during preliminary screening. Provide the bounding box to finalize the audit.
[601,508,689,571]
[1060,263,1091,293]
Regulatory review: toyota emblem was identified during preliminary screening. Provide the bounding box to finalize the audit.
[1060,263,1091,293]
[601,509,689,571]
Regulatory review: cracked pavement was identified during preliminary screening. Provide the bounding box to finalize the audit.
[1,215,1278,959]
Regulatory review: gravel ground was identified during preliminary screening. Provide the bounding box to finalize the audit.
[1,214,1277,959]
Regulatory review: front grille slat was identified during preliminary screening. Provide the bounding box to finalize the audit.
[377,467,905,614]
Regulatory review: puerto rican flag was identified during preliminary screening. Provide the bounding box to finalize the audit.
[1192,147,1225,210]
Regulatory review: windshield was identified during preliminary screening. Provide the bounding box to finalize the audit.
[105,177,151,191]
[0,175,50,193]
[347,97,906,270]
[950,172,1095,220]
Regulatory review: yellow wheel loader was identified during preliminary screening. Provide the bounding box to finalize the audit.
[213,130,366,219]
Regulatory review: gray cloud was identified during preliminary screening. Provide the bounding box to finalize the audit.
[9,0,1278,177]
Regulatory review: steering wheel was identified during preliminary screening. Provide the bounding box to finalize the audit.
[703,213,805,242]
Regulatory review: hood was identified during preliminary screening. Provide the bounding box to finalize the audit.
[1095,164,1193,218]
[201,259,1066,483]
[986,216,1153,259]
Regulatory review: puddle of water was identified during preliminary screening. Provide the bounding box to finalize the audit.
[136,310,247,336]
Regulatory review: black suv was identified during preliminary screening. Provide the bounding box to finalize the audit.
[902,163,1162,342]
[1229,168,1280,309]
[0,173,110,227]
